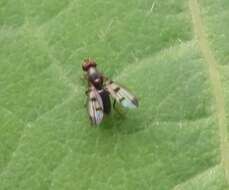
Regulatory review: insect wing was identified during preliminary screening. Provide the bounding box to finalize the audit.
[88,86,104,125]
[105,80,138,108]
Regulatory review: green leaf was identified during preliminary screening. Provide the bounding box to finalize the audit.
[0,0,228,189]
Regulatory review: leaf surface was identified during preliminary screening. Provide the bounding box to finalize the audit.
[0,0,228,189]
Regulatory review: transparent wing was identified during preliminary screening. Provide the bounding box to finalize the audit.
[87,85,104,125]
[105,80,138,108]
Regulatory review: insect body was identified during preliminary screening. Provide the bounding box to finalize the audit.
[83,59,138,125]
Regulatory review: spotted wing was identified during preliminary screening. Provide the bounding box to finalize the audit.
[105,80,138,108]
[87,86,104,125]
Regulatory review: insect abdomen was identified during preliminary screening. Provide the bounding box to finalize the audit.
[99,90,111,114]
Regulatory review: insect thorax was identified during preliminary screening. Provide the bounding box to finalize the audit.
[88,67,103,89]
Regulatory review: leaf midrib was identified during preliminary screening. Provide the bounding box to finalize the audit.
[189,0,229,184]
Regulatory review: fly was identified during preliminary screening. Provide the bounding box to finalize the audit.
[82,59,138,125]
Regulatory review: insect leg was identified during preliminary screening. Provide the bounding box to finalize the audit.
[112,100,126,118]
[113,100,116,109]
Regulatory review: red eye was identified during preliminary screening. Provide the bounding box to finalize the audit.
[82,59,97,71]
[82,63,89,71]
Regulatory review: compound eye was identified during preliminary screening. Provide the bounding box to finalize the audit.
[82,63,89,71]
[82,59,97,71]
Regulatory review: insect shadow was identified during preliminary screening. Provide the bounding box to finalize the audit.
[98,107,144,135]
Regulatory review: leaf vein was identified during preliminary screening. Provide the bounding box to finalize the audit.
[189,0,229,184]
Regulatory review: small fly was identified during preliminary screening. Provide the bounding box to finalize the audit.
[82,58,139,125]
